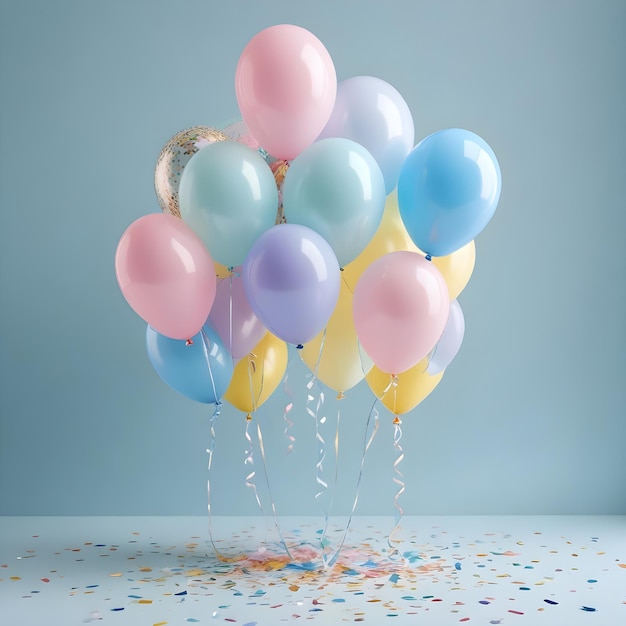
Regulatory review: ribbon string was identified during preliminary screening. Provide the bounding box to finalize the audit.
[282,370,295,454]
[388,416,405,556]
[324,396,380,568]
[255,415,293,560]
[245,351,293,560]
[199,327,230,559]
[243,413,263,511]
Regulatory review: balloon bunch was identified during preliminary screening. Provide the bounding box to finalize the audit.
[115,22,500,455]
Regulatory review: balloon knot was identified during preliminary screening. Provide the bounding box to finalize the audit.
[337,391,345,400]
[340,266,344,271]
[425,254,432,261]
[296,344,304,350]
[393,416,402,425]
[185,338,194,346]
[246,413,253,422]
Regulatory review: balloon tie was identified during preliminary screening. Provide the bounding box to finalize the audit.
[296,344,304,350]
[185,338,193,346]
[425,254,432,262]
[324,396,380,567]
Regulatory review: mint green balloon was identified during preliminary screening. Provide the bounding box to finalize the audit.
[179,141,278,267]
[282,137,386,267]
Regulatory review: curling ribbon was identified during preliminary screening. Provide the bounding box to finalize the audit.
[246,350,293,560]
[388,415,405,556]
[282,370,295,454]
[303,329,332,555]
[200,328,233,561]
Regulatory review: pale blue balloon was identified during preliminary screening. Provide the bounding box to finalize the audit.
[282,138,386,267]
[146,322,233,404]
[318,76,415,194]
[398,129,501,257]
[178,141,278,267]
[427,299,465,375]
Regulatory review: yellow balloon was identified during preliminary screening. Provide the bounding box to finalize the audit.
[224,333,288,413]
[301,279,372,394]
[342,191,475,301]
[342,191,419,290]
[365,358,444,416]
[432,240,476,301]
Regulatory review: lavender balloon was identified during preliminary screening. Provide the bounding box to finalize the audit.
[427,299,465,375]
[318,76,415,194]
[242,224,341,346]
[209,271,267,361]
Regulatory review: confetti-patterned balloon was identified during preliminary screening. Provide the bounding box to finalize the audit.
[154,126,228,218]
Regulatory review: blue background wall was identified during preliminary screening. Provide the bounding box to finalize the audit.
[1,0,624,516]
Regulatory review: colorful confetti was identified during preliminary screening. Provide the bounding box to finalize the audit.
[0,517,624,624]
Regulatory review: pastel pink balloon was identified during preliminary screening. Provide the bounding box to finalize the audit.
[353,251,450,375]
[115,213,216,340]
[209,272,267,361]
[235,24,337,160]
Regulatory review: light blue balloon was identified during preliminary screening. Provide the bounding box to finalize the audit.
[398,128,501,257]
[318,76,415,194]
[178,141,278,267]
[146,322,233,404]
[282,138,386,267]
[427,299,465,375]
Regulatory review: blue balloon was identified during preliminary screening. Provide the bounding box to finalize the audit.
[318,76,415,194]
[397,129,501,257]
[146,322,233,404]
[283,137,386,267]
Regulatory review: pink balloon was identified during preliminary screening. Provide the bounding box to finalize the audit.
[209,272,267,361]
[235,24,337,160]
[353,251,450,375]
[115,213,216,340]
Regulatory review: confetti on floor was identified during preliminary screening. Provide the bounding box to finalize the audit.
[0,516,624,625]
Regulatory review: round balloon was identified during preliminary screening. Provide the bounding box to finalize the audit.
[283,138,386,267]
[242,224,341,346]
[146,322,233,404]
[431,240,476,301]
[301,278,373,394]
[398,128,501,257]
[154,126,228,218]
[366,358,444,416]
[178,140,278,267]
[342,191,420,289]
[115,213,216,340]
[235,24,337,160]
[224,332,288,413]
[427,299,465,375]
[318,76,414,194]
[353,251,450,375]
[209,272,267,361]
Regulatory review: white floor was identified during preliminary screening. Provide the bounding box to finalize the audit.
[1,516,624,625]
